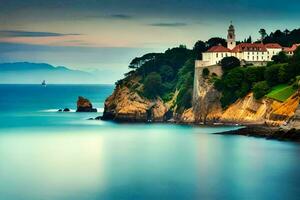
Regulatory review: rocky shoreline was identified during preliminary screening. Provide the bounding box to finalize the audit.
[100,75,300,142]
[217,125,300,142]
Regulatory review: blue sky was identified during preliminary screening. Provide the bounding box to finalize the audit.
[0,0,300,83]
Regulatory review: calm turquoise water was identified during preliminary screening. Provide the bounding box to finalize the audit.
[0,84,300,200]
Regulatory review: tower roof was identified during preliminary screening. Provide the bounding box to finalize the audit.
[228,21,234,30]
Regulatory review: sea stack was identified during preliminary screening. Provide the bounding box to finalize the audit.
[76,96,97,112]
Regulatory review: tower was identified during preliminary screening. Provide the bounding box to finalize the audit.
[227,22,236,50]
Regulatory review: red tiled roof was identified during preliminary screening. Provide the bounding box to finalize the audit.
[207,45,231,52]
[231,43,267,53]
[265,43,282,49]
[283,44,300,52]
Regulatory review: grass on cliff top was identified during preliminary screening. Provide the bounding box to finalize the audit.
[266,84,297,102]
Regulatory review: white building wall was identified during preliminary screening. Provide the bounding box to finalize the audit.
[267,48,282,60]
[201,48,282,67]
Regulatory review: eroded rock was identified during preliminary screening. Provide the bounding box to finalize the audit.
[76,96,97,112]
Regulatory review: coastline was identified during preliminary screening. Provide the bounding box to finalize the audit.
[216,125,300,142]
[101,115,300,142]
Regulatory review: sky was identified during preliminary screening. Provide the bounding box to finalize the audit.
[0,0,300,83]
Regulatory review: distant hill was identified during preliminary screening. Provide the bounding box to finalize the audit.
[0,62,99,84]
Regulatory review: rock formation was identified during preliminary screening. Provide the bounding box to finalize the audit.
[192,72,223,124]
[220,92,299,126]
[192,65,300,126]
[76,96,97,112]
[101,79,169,122]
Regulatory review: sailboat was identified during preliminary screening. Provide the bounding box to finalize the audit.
[42,80,46,87]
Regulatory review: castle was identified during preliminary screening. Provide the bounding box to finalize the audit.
[196,23,284,70]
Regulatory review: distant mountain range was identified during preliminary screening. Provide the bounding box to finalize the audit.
[0,62,99,84]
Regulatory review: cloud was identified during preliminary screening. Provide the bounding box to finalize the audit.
[109,14,133,19]
[0,30,81,38]
[149,22,188,27]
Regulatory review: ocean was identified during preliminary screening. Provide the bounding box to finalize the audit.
[0,84,300,200]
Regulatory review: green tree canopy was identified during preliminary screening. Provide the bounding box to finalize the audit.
[143,72,163,99]
[272,51,289,64]
[193,40,207,60]
[253,81,270,99]
[159,65,174,82]
[220,56,241,72]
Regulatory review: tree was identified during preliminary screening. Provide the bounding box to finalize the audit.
[284,29,290,36]
[246,36,252,43]
[206,37,226,48]
[259,28,267,42]
[253,81,270,99]
[143,72,163,99]
[264,64,280,86]
[220,56,241,72]
[193,40,206,60]
[128,53,159,69]
[202,68,210,77]
[272,51,289,64]
[159,65,174,82]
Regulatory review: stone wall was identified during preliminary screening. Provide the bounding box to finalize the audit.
[192,61,223,123]
[193,61,222,104]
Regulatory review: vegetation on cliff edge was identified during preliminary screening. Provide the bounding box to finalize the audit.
[215,48,300,107]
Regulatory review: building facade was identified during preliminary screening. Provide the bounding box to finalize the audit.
[197,23,284,68]
[284,44,300,56]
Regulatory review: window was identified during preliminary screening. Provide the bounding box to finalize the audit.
[216,53,218,58]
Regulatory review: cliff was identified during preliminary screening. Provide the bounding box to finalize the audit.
[220,92,299,126]
[102,77,169,122]
[192,78,223,123]
[191,70,300,126]
[192,65,223,124]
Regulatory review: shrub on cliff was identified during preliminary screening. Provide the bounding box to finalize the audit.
[264,63,289,86]
[159,65,174,82]
[215,66,266,107]
[176,59,195,111]
[202,68,210,77]
[272,51,289,64]
[253,81,270,99]
[220,56,240,72]
[143,72,163,99]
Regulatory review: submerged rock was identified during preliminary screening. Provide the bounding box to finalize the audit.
[58,109,62,112]
[63,108,70,112]
[95,116,101,120]
[76,96,97,112]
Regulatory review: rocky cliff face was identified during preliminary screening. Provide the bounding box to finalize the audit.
[102,79,169,122]
[219,93,299,125]
[192,76,222,124]
[192,72,300,126]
